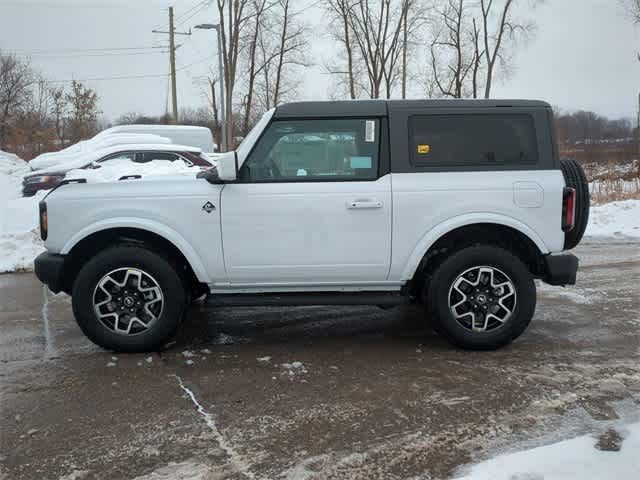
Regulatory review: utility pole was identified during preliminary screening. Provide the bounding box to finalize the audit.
[168,6,178,124]
[152,6,191,125]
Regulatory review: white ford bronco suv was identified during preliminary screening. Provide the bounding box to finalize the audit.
[34,100,589,352]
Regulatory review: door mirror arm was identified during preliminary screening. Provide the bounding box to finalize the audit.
[197,166,224,184]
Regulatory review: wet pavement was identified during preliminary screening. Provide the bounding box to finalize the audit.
[1,240,639,480]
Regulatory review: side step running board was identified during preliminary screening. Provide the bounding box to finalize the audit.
[205,291,409,307]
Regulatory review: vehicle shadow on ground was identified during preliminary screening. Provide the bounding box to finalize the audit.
[172,302,448,351]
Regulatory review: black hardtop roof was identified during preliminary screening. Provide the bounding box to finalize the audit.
[274,99,551,118]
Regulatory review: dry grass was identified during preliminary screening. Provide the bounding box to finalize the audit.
[589,178,640,204]
[581,159,640,205]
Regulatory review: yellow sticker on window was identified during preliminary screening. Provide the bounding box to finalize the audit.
[417,144,431,154]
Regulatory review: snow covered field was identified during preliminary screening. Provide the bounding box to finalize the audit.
[584,199,640,237]
[1,150,639,273]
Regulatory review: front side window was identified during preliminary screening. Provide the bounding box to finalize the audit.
[409,114,539,167]
[96,152,135,164]
[241,118,380,182]
[139,152,180,163]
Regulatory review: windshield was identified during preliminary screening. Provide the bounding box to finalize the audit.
[235,108,275,166]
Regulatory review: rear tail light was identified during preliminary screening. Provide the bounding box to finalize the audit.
[562,187,576,232]
[39,201,48,241]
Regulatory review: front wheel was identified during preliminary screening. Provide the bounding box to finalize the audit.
[72,246,186,352]
[425,245,536,350]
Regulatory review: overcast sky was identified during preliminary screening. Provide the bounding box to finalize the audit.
[1,0,638,122]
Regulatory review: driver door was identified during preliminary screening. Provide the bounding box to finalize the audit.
[220,117,392,286]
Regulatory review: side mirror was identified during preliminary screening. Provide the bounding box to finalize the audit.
[197,151,238,184]
[216,151,238,181]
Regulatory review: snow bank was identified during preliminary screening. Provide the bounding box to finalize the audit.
[454,422,640,480]
[585,200,640,239]
[0,150,44,272]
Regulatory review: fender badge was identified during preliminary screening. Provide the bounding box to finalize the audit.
[202,201,216,213]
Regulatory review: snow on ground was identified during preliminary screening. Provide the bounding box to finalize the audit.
[454,422,640,480]
[585,200,640,239]
[131,460,214,480]
[0,150,45,273]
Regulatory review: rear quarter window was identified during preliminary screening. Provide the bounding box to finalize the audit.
[409,114,539,168]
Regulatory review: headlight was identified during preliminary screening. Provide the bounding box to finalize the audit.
[25,175,53,184]
[39,201,48,241]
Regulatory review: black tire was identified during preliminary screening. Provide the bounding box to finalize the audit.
[560,158,590,250]
[425,245,536,350]
[72,246,186,352]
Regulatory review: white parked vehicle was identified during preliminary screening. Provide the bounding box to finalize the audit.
[28,134,172,170]
[22,144,211,196]
[34,100,589,352]
[30,125,216,171]
[103,124,216,155]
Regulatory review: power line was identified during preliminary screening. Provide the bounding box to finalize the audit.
[175,0,211,26]
[0,1,167,8]
[176,53,217,72]
[8,46,167,54]
[14,51,169,59]
[150,0,210,32]
[175,0,206,21]
[39,52,215,84]
[45,73,170,83]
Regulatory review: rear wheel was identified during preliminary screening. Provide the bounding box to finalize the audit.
[560,158,590,250]
[425,245,536,350]
[72,246,186,352]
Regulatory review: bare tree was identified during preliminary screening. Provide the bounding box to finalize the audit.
[479,0,534,98]
[628,0,640,22]
[216,0,255,148]
[0,52,34,148]
[425,0,532,99]
[326,0,411,99]
[351,0,411,98]
[401,1,409,98]
[470,17,483,98]
[49,86,67,147]
[326,0,358,98]
[271,0,309,105]
[207,76,222,149]
[251,0,308,111]
[625,0,640,60]
[429,0,477,98]
[65,80,99,143]
[256,27,276,109]
[22,77,55,155]
[242,0,269,134]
